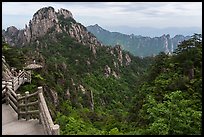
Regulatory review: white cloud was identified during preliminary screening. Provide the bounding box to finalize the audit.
[2,2,202,30]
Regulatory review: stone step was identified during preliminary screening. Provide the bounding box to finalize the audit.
[2,104,45,135]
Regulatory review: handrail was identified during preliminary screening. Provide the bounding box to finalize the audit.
[5,70,31,91]
[3,86,18,113]
[38,87,60,135]
[2,85,6,95]
[17,91,39,120]
[17,87,60,135]
[7,86,17,97]
[2,70,60,135]
[18,91,39,101]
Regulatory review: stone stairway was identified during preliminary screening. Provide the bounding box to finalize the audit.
[2,70,45,135]
[2,104,45,135]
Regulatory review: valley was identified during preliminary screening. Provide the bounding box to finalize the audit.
[2,6,202,135]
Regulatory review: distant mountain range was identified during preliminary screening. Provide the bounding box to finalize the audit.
[87,24,192,57]
[103,26,201,38]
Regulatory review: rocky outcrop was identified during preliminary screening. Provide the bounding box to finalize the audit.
[115,45,123,66]
[86,59,91,65]
[68,23,102,55]
[89,44,97,56]
[2,26,25,47]
[113,60,119,68]
[162,34,171,54]
[61,62,67,70]
[112,71,119,79]
[71,78,76,86]
[65,88,71,100]
[50,88,59,107]
[111,45,131,66]
[89,90,94,111]
[58,8,73,19]
[27,7,58,41]
[104,65,111,77]
[79,84,86,94]
[104,65,120,78]
[125,53,131,66]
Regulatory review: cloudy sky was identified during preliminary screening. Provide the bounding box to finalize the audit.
[2,2,202,36]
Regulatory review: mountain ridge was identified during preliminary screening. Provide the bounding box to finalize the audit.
[98,25,201,38]
[87,24,191,57]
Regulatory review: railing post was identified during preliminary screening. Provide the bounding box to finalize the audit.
[18,76,20,85]
[5,83,9,105]
[12,77,14,91]
[38,86,43,124]
[18,70,21,85]
[52,124,60,135]
[25,91,29,120]
[17,94,21,120]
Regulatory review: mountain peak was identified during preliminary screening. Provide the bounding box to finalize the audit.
[89,24,103,29]
[3,7,103,48]
[87,24,108,35]
[33,6,55,19]
[93,24,99,27]
[58,8,73,18]
[32,6,73,21]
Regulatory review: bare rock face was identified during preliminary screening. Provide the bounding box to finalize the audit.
[161,34,172,54]
[113,60,118,68]
[89,44,97,57]
[6,26,18,36]
[86,59,91,65]
[112,71,120,79]
[2,26,24,46]
[102,45,132,78]
[107,45,132,67]
[58,8,73,18]
[104,65,119,78]
[65,88,71,100]
[110,49,115,56]
[79,84,86,94]
[28,7,58,41]
[68,23,102,56]
[71,78,76,86]
[61,62,67,70]
[50,88,59,107]
[89,90,94,111]
[104,65,111,77]
[115,45,123,66]
[125,53,131,66]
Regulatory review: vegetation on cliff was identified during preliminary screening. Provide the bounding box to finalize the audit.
[2,33,201,135]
